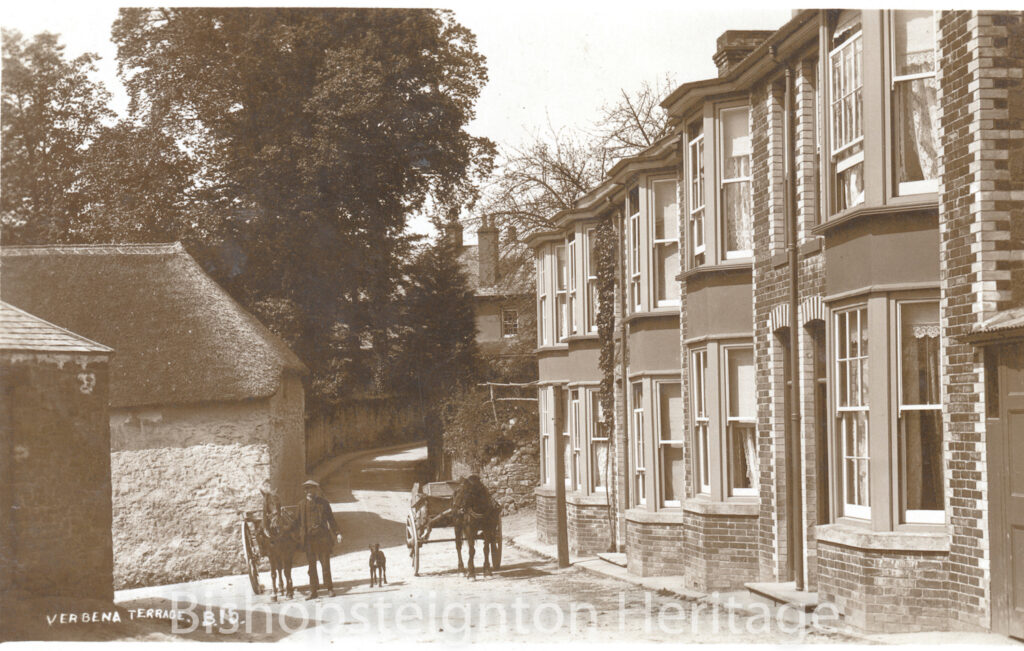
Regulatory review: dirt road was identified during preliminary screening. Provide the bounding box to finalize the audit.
[108,444,839,643]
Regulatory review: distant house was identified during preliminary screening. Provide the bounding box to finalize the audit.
[0,302,114,602]
[1,243,307,588]
[453,222,535,356]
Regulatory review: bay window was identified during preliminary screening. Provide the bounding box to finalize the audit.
[570,389,582,491]
[555,244,568,342]
[720,106,753,258]
[828,294,946,528]
[589,389,608,491]
[585,227,598,332]
[891,10,938,196]
[725,347,757,496]
[835,306,870,519]
[829,14,864,212]
[537,253,548,346]
[628,186,641,312]
[567,232,578,336]
[653,179,680,306]
[631,382,646,505]
[539,387,550,485]
[658,381,684,507]
[897,301,942,523]
[692,349,711,494]
[689,123,706,267]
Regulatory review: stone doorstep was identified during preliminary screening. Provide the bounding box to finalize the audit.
[744,581,819,613]
[596,552,627,568]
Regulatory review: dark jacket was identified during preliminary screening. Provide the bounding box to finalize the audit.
[298,493,339,542]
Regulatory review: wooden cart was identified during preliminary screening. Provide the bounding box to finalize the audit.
[405,481,502,576]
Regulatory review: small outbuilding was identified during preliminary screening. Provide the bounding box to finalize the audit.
[0,302,115,602]
[1,243,308,588]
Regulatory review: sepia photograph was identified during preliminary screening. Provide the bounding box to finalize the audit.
[1,1,1023,646]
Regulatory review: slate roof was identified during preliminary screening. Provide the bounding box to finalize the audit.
[0,301,112,354]
[0,243,306,408]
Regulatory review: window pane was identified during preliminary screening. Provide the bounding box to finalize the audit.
[656,242,680,303]
[729,422,757,492]
[592,439,608,490]
[659,383,683,441]
[728,348,755,419]
[654,180,678,240]
[893,10,935,77]
[894,77,939,187]
[721,108,751,179]
[556,245,566,290]
[900,409,943,514]
[901,302,940,405]
[841,411,870,508]
[836,158,864,211]
[662,445,684,504]
[723,181,753,253]
[697,422,710,493]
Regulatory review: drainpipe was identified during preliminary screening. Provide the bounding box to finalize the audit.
[781,56,805,591]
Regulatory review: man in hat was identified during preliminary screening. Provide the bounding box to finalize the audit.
[297,479,341,599]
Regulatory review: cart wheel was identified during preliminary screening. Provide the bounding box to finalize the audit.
[491,518,503,570]
[407,514,421,576]
[242,520,263,595]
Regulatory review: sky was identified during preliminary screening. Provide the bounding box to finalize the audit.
[1,1,796,240]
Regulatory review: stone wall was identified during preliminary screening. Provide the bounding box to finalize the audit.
[305,395,431,469]
[109,379,304,589]
[1,352,114,601]
[451,439,539,514]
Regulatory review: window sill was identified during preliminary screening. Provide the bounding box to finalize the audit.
[622,309,680,325]
[567,492,613,507]
[535,485,556,498]
[682,496,759,517]
[677,261,753,282]
[811,196,938,237]
[535,344,569,354]
[624,507,688,525]
[564,333,599,343]
[815,522,950,552]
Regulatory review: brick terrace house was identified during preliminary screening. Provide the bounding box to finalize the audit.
[1,243,308,589]
[1,302,114,603]
[528,9,1024,637]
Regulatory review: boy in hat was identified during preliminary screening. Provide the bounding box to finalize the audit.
[298,479,342,599]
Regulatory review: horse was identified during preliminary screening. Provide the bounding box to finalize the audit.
[256,491,300,600]
[451,475,500,579]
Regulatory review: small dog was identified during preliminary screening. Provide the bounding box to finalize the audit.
[369,543,387,587]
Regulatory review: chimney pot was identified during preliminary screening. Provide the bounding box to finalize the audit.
[713,30,774,77]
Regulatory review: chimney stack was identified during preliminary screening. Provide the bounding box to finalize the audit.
[447,221,464,249]
[713,30,773,77]
[477,225,499,286]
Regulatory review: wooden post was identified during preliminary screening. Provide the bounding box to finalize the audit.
[553,388,570,568]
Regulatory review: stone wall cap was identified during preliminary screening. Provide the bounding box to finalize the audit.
[625,507,688,525]
[815,523,951,553]
[682,497,759,517]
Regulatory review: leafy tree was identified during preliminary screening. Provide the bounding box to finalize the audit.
[110,8,496,407]
[392,236,480,466]
[1,29,113,243]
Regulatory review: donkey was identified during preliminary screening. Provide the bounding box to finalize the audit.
[451,475,500,579]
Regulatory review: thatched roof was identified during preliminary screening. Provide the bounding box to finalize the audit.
[0,301,112,354]
[0,243,306,408]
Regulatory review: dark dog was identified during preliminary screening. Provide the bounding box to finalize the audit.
[369,544,387,587]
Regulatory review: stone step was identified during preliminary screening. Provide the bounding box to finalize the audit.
[744,581,819,613]
[596,552,627,568]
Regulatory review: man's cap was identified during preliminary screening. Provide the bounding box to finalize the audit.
[302,479,320,489]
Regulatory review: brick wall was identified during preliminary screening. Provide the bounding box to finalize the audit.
[535,490,557,544]
[625,516,687,576]
[683,510,760,591]
[937,9,1024,631]
[818,542,951,633]
[567,499,614,553]
[1,353,113,601]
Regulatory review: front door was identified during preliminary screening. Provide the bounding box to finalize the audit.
[990,341,1024,639]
